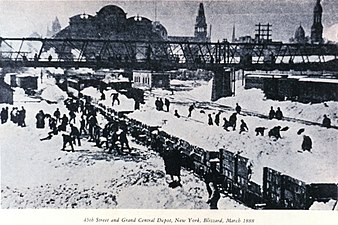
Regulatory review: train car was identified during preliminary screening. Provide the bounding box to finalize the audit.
[297,78,338,103]
[246,181,263,208]
[307,183,338,207]
[219,149,236,193]
[233,154,249,201]
[281,174,307,209]
[263,167,283,208]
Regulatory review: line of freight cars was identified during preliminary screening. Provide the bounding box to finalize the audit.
[95,102,338,210]
[245,74,338,103]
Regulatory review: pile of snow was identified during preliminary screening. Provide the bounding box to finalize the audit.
[40,85,68,103]
[81,87,101,99]
[309,200,338,210]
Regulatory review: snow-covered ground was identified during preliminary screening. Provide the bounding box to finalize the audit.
[130,79,337,186]
[0,71,246,210]
[1,70,337,210]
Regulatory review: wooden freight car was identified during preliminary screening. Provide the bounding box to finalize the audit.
[281,174,307,209]
[219,149,236,193]
[263,167,283,208]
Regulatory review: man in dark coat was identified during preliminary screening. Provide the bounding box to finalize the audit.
[69,110,76,124]
[155,97,160,111]
[87,114,98,141]
[164,98,170,112]
[208,114,213,126]
[18,106,26,127]
[268,126,282,140]
[53,108,61,122]
[35,110,45,129]
[229,113,237,131]
[163,144,181,183]
[301,135,312,152]
[255,127,267,136]
[188,104,194,117]
[61,132,74,152]
[275,107,283,120]
[322,114,331,128]
[111,92,120,106]
[108,129,120,154]
[235,103,241,114]
[79,115,87,135]
[239,119,248,134]
[222,118,230,131]
[268,106,275,120]
[119,128,130,152]
[1,107,9,124]
[214,112,221,126]
[70,124,81,146]
[59,114,69,131]
[158,98,164,111]
[204,160,221,209]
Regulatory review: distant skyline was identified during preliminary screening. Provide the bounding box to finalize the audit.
[0,0,337,42]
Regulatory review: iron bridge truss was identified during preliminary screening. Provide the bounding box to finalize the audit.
[1,37,338,71]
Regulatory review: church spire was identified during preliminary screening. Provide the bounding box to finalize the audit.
[194,2,207,41]
[232,24,236,43]
[311,0,323,43]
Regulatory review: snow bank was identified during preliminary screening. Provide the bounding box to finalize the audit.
[310,200,338,210]
[40,85,68,103]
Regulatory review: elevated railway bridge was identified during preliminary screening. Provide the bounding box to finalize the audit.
[1,37,338,100]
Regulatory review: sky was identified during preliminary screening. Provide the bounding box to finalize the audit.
[0,0,337,42]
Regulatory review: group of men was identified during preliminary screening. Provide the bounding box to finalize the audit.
[269,106,284,120]
[0,106,26,127]
[37,97,132,154]
[155,97,170,112]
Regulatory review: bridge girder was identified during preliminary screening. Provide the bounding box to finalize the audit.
[1,37,338,71]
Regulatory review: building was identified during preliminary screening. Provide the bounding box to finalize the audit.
[53,5,168,60]
[55,5,167,41]
[168,3,210,42]
[293,25,307,44]
[133,71,170,89]
[311,0,323,43]
[0,81,14,104]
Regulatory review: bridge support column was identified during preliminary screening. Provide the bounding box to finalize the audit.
[211,68,232,101]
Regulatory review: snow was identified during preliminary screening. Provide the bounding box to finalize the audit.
[128,79,338,185]
[298,77,338,84]
[309,200,338,210]
[40,77,68,102]
[1,73,337,210]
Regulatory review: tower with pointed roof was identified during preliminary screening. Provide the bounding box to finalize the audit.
[52,17,62,34]
[311,0,323,43]
[194,3,208,41]
[232,24,236,43]
[295,24,306,43]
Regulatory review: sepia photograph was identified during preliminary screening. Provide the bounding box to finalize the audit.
[0,0,337,224]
